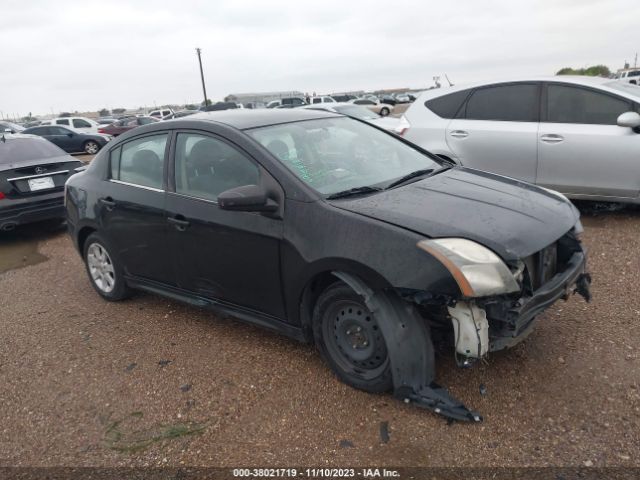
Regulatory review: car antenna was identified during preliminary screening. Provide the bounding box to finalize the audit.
[445,73,454,87]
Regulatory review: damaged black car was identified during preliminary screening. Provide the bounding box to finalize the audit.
[65,109,591,422]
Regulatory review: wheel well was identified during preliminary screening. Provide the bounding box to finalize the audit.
[77,226,96,254]
[299,271,341,342]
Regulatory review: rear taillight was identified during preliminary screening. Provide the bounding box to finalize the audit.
[394,115,411,136]
[98,128,106,133]
[0,192,5,200]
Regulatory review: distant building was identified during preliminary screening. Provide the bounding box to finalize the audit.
[225,91,305,105]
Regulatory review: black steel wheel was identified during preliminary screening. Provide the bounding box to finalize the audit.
[312,283,392,392]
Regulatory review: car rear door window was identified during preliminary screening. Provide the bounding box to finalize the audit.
[425,89,470,118]
[111,134,168,189]
[546,84,631,125]
[56,119,70,126]
[173,133,259,202]
[465,83,539,122]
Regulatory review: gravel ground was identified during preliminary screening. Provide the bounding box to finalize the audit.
[0,203,638,468]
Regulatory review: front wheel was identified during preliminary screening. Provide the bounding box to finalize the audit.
[312,283,392,393]
[380,107,390,116]
[83,141,100,154]
[83,233,131,301]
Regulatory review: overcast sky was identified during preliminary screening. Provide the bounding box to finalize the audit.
[1,0,638,117]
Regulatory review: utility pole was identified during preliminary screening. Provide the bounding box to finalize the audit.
[635,52,638,69]
[195,48,208,107]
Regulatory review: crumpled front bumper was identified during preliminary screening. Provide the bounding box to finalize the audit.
[485,250,591,352]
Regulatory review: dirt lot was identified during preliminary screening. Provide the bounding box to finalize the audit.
[0,199,638,468]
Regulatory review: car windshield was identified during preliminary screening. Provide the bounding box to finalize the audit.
[247,117,440,195]
[605,81,640,99]
[332,105,379,120]
[0,138,66,164]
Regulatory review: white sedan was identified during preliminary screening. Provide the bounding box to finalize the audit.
[301,103,400,132]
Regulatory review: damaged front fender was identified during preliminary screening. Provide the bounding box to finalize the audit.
[333,271,482,423]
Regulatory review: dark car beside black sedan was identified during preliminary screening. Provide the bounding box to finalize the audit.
[65,109,591,421]
[22,125,111,155]
[1,134,85,231]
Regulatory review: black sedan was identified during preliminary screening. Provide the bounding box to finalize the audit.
[22,125,111,155]
[1,134,85,231]
[65,109,591,421]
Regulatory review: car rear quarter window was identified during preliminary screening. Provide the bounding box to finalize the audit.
[110,134,168,189]
[465,84,539,122]
[546,84,632,125]
[56,119,70,126]
[173,133,259,202]
[425,89,470,118]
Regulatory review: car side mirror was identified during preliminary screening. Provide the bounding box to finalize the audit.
[67,132,74,137]
[218,184,278,212]
[616,111,640,129]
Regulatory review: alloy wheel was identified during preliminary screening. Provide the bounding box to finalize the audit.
[86,242,115,293]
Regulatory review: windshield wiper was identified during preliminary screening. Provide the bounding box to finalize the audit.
[385,168,435,189]
[385,166,453,190]
[326,185,383,200]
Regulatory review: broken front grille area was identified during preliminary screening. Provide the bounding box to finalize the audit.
[521,230,581,296]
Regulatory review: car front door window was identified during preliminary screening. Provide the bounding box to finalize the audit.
[73,119,91,128]
[546,84,631,125]
[174,133,259,202]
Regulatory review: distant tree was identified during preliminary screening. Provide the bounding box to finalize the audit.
[98,108,110,117]
[185,104,198,110]
[556,65,611,77]
[59,112,72,118]
[112,108,126,114]
[201,99,213,106]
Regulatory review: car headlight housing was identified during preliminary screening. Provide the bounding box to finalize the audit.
[417,238,520,297]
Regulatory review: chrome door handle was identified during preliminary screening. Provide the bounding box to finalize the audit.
[168,215,190,231]
[450,130,469,138]
[540,134,564,143]
[99,197,116,211]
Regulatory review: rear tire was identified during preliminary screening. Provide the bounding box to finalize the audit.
[83,232,131,301]
[312,283,392,393]
[83,141,100,154]
[380,107,390,116]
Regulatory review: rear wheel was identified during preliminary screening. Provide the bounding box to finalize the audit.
[83,140,100,154]
[83,233,131,301]
[312,283,392,393]
[380,107,390,116]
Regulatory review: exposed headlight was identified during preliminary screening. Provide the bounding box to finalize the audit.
[417,238,520,297]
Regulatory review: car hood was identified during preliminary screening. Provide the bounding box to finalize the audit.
[330,167,580,260]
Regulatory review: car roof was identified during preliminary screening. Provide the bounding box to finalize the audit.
[417,75,636,101]
[182,108,342,130]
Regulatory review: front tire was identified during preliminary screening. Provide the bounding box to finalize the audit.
[380,107,390,116]
[83,140,100,154]
[83,232,131,301]
[312,283,392,393]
